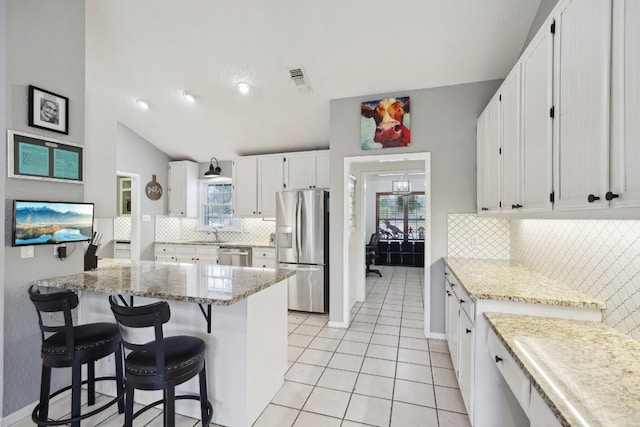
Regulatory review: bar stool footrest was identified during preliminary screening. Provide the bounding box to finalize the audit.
[32,376,125,426]
[133,394,213,424]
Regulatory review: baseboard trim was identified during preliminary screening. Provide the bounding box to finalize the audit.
[2,400,37,426]
[429,332,446,340]
[328,320,349,329]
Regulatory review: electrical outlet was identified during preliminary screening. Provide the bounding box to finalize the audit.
[21,246,34,258]
[471,236,479,250]
[142,214,151,222]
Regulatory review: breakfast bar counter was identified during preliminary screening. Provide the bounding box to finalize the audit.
[34,259,296,427]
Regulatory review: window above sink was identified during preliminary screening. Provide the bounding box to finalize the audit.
[198,178,242,232]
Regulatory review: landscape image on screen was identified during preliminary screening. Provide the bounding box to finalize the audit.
[14,201,93,246]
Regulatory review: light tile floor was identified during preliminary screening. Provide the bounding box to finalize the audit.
[254,266,470,427]
[11,266,469,427]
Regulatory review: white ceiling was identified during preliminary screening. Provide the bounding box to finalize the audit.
[86,0,541,162]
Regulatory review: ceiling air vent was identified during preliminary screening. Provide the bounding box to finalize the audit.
[288,67,313,93]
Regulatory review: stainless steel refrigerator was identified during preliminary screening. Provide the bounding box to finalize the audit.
[276,190,329,313]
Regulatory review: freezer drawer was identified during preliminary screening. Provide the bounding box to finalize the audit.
[279,263,327,313]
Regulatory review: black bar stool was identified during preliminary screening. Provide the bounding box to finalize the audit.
[28,285,125,427]
[109,296,213,427]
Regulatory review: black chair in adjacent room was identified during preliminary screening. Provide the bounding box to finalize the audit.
[366,233,383,277]
[109,297,212,427]
[28,285,125,427]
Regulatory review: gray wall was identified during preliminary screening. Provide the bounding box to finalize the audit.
[116,123,170,260]
[4,0,86,416]
[521,0,559,54]
[329,80,501,333]
[0,0,6,417]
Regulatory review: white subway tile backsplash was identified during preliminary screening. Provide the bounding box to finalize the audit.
[447,214,510,259]
[511,219,640,342]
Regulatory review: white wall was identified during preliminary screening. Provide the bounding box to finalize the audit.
[329,80,502,332]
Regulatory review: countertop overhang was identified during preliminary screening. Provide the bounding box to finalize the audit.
[33,258,294,306]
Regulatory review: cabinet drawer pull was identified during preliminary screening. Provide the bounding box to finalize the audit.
[495,355,503,363]
[460,299,465,303]
[605,191,619,201]
[511,204,522,209]
[587,194,600,203]
[466,328,471,334]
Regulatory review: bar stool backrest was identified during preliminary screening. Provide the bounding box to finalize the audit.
[109,296,171,377]
[28,285,79,358]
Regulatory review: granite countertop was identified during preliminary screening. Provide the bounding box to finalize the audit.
[155,240,275,248]
[445,258,605,309]
[485,312,640,426]
[33,258,294,306]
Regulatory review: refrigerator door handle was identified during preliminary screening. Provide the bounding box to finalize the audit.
[278,263,323,272]
[296,192,302,262]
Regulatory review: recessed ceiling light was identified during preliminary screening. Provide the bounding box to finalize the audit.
[136,99,151,110]
[183,91,198,103]
[236,82,252,95]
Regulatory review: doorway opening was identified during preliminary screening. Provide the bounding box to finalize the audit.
[342,152,431,336]
[116,171,140,260]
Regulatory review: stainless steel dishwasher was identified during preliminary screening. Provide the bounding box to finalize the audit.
[218,246,252,266]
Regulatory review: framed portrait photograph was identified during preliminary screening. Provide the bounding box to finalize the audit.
[28,85,69,135]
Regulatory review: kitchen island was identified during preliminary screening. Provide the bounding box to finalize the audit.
[34,258,295,427]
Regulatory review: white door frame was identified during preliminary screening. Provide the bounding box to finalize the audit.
[116,171,141,260]
[343,152,431,337]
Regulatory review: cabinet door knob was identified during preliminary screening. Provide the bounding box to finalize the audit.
[605,191,619,201]
[495,355,503,363]
[460,299,465,303]
[511,204,522,209]
[587,194,600,203]
[466,328,472,334]
[446,291,451,296]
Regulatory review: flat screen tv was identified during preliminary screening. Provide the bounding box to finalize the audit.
[12,200,95,247]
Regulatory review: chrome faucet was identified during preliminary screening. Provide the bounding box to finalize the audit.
[209,228,219,242]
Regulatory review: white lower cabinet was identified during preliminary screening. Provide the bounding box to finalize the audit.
[252,247,276,268]
[154,244,219,264]
[444,266,602,427]
[529,387,561,427]
[444,271,473,415]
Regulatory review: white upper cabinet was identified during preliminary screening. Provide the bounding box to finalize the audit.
[500,65,522,212]
[314,152,330,189]
[610,0,640,207]
[168,160,199,217]
[552,0,612,210]
[485,95,502,213]
[476,110,488,213]
[232,155,284,217]
[232,157,258,216]
[476,0,635,217]
[284,150,330,190]
[521,22,554,212]
[257,154,284,217]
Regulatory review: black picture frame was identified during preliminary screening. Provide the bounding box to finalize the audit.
[7,130,83,183]
[28,85,69,135]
